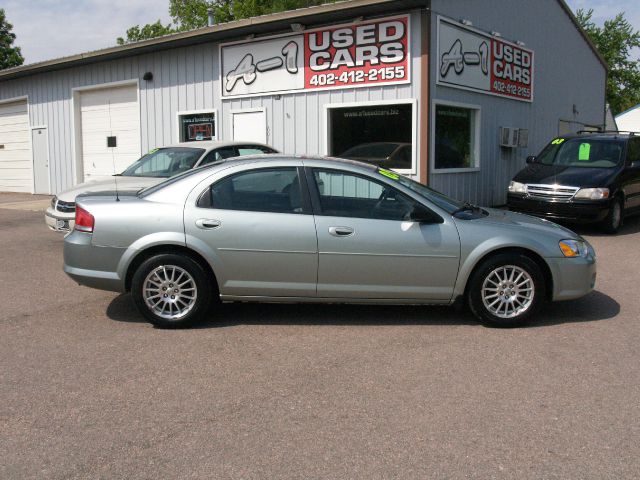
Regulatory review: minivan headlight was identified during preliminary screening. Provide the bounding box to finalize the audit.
[508,181,527,194]
[574,187,609,200]
[50,196,57,209]
[559,239,588,257]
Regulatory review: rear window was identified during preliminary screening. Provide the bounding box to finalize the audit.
[537,138,624,169]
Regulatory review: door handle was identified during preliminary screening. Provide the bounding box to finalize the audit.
[328,226,354,237]
[195,218,221,230]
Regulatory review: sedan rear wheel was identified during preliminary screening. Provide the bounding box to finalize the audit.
[468,253,545,327]
[131,254,212,328]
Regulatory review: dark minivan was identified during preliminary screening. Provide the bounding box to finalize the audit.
[507,132,640,233]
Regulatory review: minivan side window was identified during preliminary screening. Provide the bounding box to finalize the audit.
[628,138,640,166]
[312,169,419,221]
[198,168,303,214]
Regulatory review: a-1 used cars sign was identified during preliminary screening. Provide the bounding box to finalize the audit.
[437,16,534,102]
[220,15,410,98]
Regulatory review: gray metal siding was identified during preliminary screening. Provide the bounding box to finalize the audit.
[430,0,606,205]
[0,12,422,195]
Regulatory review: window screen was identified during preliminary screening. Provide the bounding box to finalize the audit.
[329,103,413,170]
[434,104,477,169]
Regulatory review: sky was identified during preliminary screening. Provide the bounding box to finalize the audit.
[3,0,640,65]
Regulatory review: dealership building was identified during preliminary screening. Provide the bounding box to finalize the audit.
[0,0,606,205]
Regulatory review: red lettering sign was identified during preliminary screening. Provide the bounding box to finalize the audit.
[304,17,410,89]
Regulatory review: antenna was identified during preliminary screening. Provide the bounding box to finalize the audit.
[107,99,120,202]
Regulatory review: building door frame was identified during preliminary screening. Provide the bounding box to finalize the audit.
[229,107,268,144]
[71,79,140,185]
[31,125,50,194]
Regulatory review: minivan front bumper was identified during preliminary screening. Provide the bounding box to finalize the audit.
[507,194,611,224]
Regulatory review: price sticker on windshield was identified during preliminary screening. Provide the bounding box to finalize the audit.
[578,143,591,161]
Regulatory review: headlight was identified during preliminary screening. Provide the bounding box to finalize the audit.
[50,196,57,209]
[574,187,609,200]
[559,239,588,257]
[508,181,527,194]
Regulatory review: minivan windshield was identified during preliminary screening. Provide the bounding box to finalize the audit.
[121,147,205,177]
[536,138,624,169]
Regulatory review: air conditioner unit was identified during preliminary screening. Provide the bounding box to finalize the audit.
[500,127,519,148]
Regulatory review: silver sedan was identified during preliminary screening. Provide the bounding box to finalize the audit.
[63,156,596,328]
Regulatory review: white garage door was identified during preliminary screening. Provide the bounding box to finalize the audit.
[80,85,141,182]
[0,100,31,192]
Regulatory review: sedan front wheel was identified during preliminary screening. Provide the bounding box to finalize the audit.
[131,254,212,328]
[467,253,546,327]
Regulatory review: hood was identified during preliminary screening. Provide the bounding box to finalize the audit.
[56,176,163,202]
[513,163,618,188]
[468,207,580,239]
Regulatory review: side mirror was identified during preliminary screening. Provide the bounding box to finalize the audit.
[410,204,443,224]
[526,155,536,164]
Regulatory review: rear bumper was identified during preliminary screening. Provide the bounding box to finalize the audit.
[507,194,611,224]
[45,207,75,232]
[63,230,127,292]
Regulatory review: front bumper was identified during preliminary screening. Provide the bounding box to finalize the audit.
[507,194,611,224]
[548,248,597,301]
[63,230,127,292]
[45,206,75,232]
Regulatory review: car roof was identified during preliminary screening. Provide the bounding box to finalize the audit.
[140,154,379,197]
[161,140,277,151]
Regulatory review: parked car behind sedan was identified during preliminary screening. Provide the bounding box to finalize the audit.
[508,132,640,233]
[45,141,277,232]
[64,156,596,328]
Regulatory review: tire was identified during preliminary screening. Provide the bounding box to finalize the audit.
[467,253,546,328]
[131,253,213,328]
[601,197,623,234]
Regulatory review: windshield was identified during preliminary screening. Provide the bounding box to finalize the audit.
[536,138,624,169]
[121,147,205,177]
[377,168,465,213]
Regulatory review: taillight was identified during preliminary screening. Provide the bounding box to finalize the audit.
[74,205,95,233]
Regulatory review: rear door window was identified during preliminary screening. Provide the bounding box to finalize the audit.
[199,168,305,214]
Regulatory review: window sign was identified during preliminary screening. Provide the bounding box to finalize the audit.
[437,17,534,102]
[328,103,413,171]
[220,15,410,98]
[434,104,478,170]
[179,112,216,142]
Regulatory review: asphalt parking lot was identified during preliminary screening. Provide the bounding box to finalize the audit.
[1,193,639,479]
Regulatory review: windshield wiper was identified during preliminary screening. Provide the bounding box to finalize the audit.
[452,202,480,216]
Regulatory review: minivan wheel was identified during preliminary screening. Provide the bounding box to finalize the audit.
[467,253,546,327]
[131,254,212,328]
[601,198,623,234]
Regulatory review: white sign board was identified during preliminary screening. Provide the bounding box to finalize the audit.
[437,17,534,102]
[220,16,411,98]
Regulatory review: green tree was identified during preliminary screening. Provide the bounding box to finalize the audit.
[117,20,175,45]
[0,8,24,70]
[576,8,640,115]
[118,0,334,44]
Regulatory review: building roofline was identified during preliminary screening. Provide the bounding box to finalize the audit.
[0,0,425,81]
[556,0,608,70]
[0,0,606,82]
[615,103,640,119]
